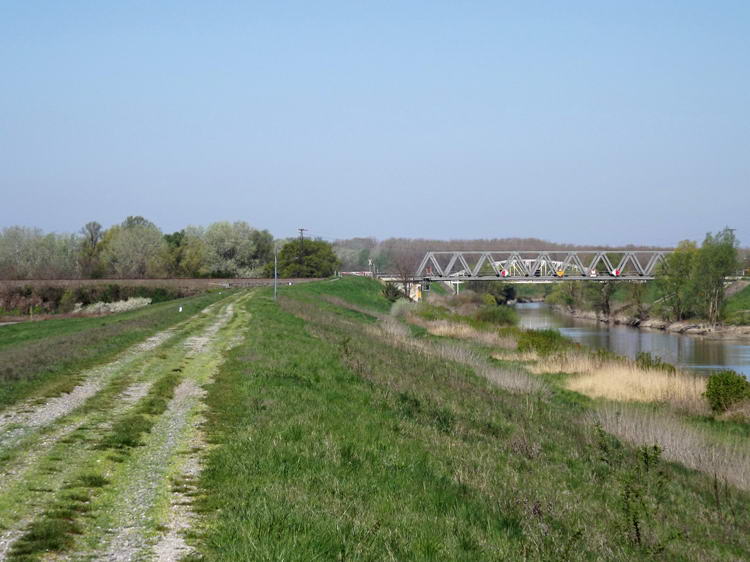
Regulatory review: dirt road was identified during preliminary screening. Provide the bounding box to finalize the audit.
[0,291,251,561]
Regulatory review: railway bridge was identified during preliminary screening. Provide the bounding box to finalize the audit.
[414,250,672,283]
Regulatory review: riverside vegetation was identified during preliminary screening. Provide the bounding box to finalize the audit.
[539,228,750,329]
[0,277,748,559]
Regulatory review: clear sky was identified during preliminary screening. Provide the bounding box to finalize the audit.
[1,1,748,246]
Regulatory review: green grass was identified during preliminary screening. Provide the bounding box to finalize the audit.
[724,284,750,325]
[9,472,110,560]
[276,276,391,314]
[192,278,750,560]
[428,281,450,295]
[0,291,229,410]
[98,372,182,450]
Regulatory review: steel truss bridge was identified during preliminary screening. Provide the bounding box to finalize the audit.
[415,250,672,283]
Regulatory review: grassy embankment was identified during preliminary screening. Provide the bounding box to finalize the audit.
[193,277,749,560]
[0,290,230,409]
[724,284,750,325]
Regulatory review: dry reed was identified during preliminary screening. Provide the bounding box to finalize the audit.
[407,316,517,350]
[531,353,708,413]
[596,404,750,490]
[372,318,542,394]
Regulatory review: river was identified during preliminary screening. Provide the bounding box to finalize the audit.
[514,303,750,378]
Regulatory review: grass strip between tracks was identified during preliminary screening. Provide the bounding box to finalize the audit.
[8,368,184,560]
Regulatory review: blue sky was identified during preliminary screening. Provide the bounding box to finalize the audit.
[1,1,748,246]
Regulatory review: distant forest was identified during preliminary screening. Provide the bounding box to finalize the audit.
[332,237,678,274]
[1,219,746,280]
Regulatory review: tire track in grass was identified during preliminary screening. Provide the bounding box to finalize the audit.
[0,297,238,560]
[98,299,246,561]
[0,297,230,465]
[0,362,177,560]
[65,294,250,561]
[0,296,229,446]
[150,297,250,562]
[0,379,152,488]
[0,329,175,451]
[0,357,189,560]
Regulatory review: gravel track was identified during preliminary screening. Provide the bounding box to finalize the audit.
[0,328,175,449]
[0,378,162,562]
[0,293,245,561]
[102,378,202,561]
[96,299,244,561]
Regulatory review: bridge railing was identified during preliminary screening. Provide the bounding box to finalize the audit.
[415,250,672,281]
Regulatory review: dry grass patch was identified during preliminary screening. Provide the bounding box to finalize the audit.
[374,317,541,394]
[407,315,517,349]
[596,404,750,490]
[720,399,750,422]
[530,353,708,413]
[492,351,538,363]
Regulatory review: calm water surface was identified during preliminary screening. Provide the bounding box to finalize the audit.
[514,303,750,378]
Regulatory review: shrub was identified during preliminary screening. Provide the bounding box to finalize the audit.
[704,370,750,413]
[517,329,569,355]
[59,289,77,313]
[481,293,497,306]
[474,305,518,326]
[382,282,403,303]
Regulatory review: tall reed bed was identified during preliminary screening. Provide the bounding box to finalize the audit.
[531,353,708,413]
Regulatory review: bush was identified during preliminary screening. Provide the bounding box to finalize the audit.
[481,293,497,306]
[704,370,750,413]
[59,289,77,313]
[517,329,569,355]
[474,305,518,326]
[382,282,404,303]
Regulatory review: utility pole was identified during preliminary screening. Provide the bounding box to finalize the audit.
[273,246,278,300]
[298,228,307,272]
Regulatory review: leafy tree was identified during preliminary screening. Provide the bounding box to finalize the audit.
[78,221,104,277]
[546,281,583,308]
[271,238,340,278]
[0,226,79,279]
[655,240,698,321]
[203,221,271,277]
[250,229,274,267]
[627,282,647,320]
[465,282,517,304]
[693,228,738,324]
[163,230,188,277]
[584,281,616,316]
[101,218,167,278]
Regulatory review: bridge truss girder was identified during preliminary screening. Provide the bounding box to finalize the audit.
[415,250,671,282]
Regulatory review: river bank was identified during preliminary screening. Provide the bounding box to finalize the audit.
[550,305,750,341]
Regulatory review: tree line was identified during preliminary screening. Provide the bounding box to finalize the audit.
[332,236,676,274]
[655,228,741,324]
[0,217,340,279]
[546,228,744,325]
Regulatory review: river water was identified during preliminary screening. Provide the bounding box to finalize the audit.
[514,303,750,378]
